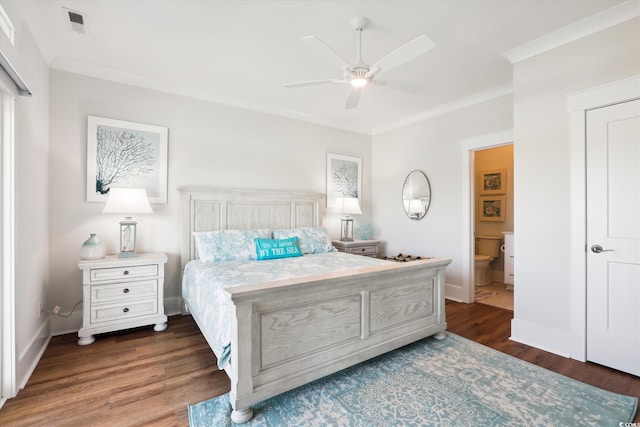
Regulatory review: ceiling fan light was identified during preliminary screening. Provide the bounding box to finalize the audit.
[350,77,368,88]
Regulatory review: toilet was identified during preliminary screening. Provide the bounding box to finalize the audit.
[474,235,502,287]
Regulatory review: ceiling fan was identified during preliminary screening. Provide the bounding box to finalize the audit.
[284,16,435,109]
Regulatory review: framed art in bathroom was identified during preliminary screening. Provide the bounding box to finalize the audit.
[479,168,506,195]
[479,196,505,222]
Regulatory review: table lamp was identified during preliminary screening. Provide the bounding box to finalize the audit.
[338,197,362,242]
[102,188,153,257]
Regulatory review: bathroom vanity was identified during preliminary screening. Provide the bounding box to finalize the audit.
[503,232,514,290]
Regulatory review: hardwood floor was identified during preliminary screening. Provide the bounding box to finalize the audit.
[0,316,228,426]
[1,301,638,426]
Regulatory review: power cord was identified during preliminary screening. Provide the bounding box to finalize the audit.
[49,300,82,317]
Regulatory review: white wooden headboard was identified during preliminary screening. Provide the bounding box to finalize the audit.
[178,187,325,268]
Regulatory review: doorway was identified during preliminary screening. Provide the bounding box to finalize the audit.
[460,129,513,305]
[472,145,514,311]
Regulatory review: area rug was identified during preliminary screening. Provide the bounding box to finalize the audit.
[189,333,637,426]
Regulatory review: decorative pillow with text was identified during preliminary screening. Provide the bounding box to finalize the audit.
[254,237,303,260]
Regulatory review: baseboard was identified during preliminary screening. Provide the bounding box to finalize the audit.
[445,282,467,303]
[51,310,83,336]
[510,318,571,358]
[164,296,183,316]
[17,318,51,390]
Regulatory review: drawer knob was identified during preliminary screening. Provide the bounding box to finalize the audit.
[123,307,129,313]
[123,270,129,276]
[123,288,130,294]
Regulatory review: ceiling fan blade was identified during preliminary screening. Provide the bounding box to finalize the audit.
[301,36,352,70]
[345,88,361,109]
[371,34,434,74]
[364,66,381,79]
[284,79,345,88]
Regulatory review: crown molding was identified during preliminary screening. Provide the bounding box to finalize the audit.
[52,56,513,137]
[50,56,372,136]
[501,0,640,64]
[371,83,513,136]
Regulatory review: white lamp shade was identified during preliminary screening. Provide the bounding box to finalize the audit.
[102,188,153,214]
[338,197,362,215]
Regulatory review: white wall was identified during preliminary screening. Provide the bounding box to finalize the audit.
[48,70,371,334]
[511,17,639,355]
[0,1,51,389]
[371,95,513,292]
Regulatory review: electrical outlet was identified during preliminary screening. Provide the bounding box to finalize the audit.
[39,302,45,317]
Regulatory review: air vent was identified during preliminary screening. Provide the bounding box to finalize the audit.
[68,11,83,25]
[62,7,87,34]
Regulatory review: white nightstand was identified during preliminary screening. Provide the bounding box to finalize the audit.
[332,240,380,258]
[77,252,168,345]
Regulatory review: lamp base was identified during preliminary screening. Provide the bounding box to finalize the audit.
[341,217,355,242]
[118,251,138,258]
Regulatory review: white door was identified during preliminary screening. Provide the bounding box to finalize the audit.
[586,99,640,376]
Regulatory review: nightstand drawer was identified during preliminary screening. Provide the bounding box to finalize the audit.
[91,299,158,324]
[91,279,158,303]
[90,264,158,282]
[348,245,377,256]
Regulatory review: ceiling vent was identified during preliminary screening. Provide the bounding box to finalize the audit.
[62,7,87,34]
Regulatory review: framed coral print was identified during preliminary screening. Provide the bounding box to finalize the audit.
[479,168,506,195]
[479,196,506,222]
[326,153,361,208]
[86,116,168,203]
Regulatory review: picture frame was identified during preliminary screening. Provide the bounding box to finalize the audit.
[479,168,506,195]
[326,153,361,208]
[86,116,168,204]
[479,196,506,222]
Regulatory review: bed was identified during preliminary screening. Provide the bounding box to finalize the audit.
[179,187,451,423]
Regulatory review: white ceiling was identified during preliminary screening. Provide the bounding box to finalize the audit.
[23,0,633,134]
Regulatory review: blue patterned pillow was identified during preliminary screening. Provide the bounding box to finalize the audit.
[272,227,336,254]
[254,237,303,260]
[193,229,272,262]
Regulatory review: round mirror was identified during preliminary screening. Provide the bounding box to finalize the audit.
[402,170,431,220]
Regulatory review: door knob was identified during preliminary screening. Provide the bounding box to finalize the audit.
[591,244,614,253]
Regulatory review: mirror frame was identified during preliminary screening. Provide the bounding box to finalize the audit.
[402,170,431,221]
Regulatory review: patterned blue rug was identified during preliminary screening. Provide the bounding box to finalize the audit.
[189,333,637,426]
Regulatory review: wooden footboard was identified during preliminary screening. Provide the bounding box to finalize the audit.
[224,257,450,422]
[177,187,451,422]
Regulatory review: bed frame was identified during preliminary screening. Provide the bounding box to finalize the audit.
[179,187,451,423]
